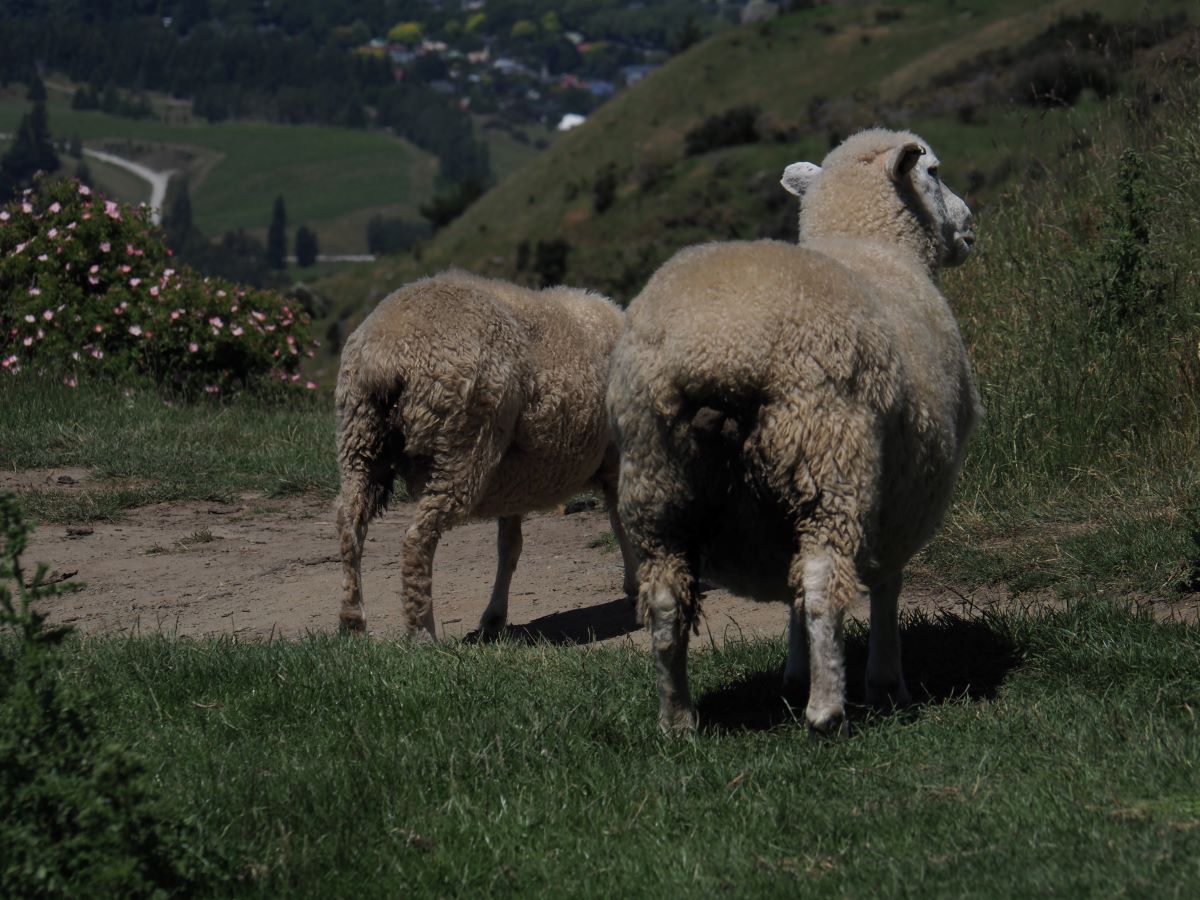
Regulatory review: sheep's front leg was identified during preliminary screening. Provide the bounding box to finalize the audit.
[799,549,859,733]
[642,558,697,735]
[599,475,639,598]
[479,515,522,639]
[866,574,911,708]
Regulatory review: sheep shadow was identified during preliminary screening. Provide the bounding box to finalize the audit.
[467,596,641,646]
[696,612,1021,734]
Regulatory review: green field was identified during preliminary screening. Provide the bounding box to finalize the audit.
[0,86,441,258]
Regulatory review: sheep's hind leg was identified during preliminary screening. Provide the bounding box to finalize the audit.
[641,556,698,735]
[782,598,808,696]
[336,469,375,635]
[865,574,911,709]
[795,546,862,733]
[478,515,522,640]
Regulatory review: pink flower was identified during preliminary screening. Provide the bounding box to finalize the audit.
[14,242,27,253]
[0,211,8,221]
[21,202,33,214]
[164,268,175,278]
[94,324,104,333]
[231,326,244,337]
[88,275,100,286]
[37,254,48,262]
[22,336,33,347]
[47,228,58,238]
[305,381,317,390]
[208,316,224,329]
[100,241,111,252]
[188,342,198,353]
[2,355,17,368]
[91,348,104,359]
[49,202,61,214]
[120,264,131,274]
[129,325,143,337]
[113,306,124,315]
[71,352,80,361]
[23,314,35,323]
[290,374,300,382]
[216,290,227,298]
[149,286,159,297]
[170,310,180,321]
[78,184,91,196]
[129,277,141,287]
[42,310,53,321]
[204,384,219,394]
[251,310,266,322]
[63,376,77,388]
[90,264,99,273]
[104,200,120,219]
[28,287,40,296]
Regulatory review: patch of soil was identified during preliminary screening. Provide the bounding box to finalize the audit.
[17,489,1031,646]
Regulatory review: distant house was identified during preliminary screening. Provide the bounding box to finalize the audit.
[556,113,586,131]
[493,58,535,77]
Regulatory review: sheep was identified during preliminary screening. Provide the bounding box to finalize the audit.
[336,270,638,640]
[607,129,982,734]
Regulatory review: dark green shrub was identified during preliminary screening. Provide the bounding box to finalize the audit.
[0,179,317,396]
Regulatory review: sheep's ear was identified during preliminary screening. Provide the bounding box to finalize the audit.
[886,141,925,182]
[780,161,821,197]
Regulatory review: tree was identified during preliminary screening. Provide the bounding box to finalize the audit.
[162,177,197,252]
[294,225,319,267]
[26,73,46,102]
[266,195,287,270]
[0,99,59,200]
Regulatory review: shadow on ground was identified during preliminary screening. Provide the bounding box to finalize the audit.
[697,612,1022,733]
[468,596,640,645]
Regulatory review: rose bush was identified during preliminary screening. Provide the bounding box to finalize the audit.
[1,179,317,396]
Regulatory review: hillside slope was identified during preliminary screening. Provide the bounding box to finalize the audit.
[315,0,1192,336]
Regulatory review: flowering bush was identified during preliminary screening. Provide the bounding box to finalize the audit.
[0,179,318,396]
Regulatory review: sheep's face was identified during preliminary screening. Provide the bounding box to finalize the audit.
[887,142,975,268]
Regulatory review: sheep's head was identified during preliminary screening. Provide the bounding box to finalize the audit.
[782,130,975,272]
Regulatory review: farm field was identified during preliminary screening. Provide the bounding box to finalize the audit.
[0,84,550,258]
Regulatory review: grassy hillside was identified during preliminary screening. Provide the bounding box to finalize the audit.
[315,0,1194,319]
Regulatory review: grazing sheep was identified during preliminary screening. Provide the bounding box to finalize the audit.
[607,129,982,733]
[336,270,637,639]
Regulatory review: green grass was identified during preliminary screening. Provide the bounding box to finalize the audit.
[20,602,1198,896]
[0,378,338,521]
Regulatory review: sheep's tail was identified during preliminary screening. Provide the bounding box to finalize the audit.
[335,372,405,524]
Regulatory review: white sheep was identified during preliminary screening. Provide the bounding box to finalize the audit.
[607,129,982,733]
[336,270,638,639]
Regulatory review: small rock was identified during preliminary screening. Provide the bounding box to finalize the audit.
[208,505,244,515]
[56,474,77,485]
[66,525,94,538]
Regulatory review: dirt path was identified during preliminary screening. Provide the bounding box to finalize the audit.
[7,468,1061,647]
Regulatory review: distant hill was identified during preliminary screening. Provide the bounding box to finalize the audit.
[314,0,1195,353]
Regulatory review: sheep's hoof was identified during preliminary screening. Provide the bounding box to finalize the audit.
[865,679,912,710]
[338,612,367,635]
[658,706,698,737]
[805,705,845,736]
[477,615,506,642]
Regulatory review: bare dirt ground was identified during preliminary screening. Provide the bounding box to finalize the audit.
[10,468,1192,647]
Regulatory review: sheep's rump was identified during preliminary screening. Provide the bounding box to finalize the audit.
[338,274,622,519]
[610,240,959,597]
